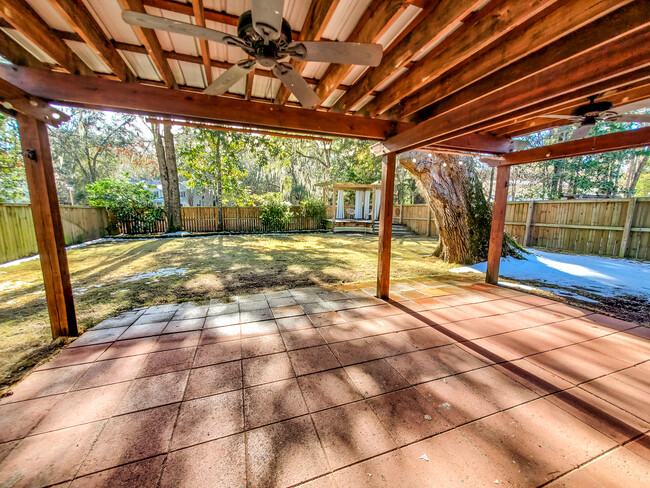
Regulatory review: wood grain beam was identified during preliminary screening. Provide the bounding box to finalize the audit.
[0,65,408,140]
[0,29,49,69]
[118,0,178,89]
[330,0,485,113]
[274,0,339,106]
[485,165,510,284]
[377,152,396,298]
[191,0,212,85]
[16,114,78,337]
[0,78,68,125]
[313,0,409,106]
[51,0,135,82]
[364,0,560,117]
[490,126,650,166]
[0,0,93,75]
[393,0,632,120]
[381,26,650,153]
[245,69,254,101]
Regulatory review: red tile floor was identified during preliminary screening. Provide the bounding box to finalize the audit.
[1,278,648,487]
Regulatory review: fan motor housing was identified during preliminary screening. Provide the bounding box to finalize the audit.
[237,10,292,49]
[571,100,613,117]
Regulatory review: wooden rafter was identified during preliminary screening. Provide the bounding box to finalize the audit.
[51,0,135,82]
[313,0,409,106]
[191,0,212,85]
[363,0,561,117]
[118,0,178,89]
[408,1,648,124]
[274,0,339,106]
[0,65,408,140]
[0,0,93,75]
[381,26,650,153]
[330,0,485,114]
[0,29,49,70]
[490,127,650,166]
[394,0,633,120]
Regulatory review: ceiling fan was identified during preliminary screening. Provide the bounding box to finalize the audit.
[122,0,383,109]
[538,95,650,140]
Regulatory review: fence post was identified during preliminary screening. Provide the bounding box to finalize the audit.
[619,197,637,258]
[523,201,535,246]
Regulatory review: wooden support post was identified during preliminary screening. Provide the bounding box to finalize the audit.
[486,165,510,285]
[619,197,637,258]
[17,114,77,337]
[523,200,535,246]
[377,153,396,298]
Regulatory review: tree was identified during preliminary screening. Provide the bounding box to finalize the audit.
[0,113,27,202]
[151,123,182,232]
[401,152,522,264]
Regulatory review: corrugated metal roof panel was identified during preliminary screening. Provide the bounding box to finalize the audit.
[341,65,368,86]
[121,51,161,81]
[1,28,56,65]
[323,0,371,41]
[65,40,111,73]
[321,88,345,108]
[251,76,281,99]
[26,0,74,32]
[86,0,141,44]
[376,4,421,49]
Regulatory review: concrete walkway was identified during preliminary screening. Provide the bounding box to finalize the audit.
[0,278,648,487]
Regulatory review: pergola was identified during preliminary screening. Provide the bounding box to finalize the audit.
[316,181,382,228]
[1,0,649,338]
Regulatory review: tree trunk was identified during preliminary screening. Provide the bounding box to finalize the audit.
[401,152,522,264]
[152,124,183,232]
[623,153,648,194]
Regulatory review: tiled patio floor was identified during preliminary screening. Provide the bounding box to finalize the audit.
[1,278,648,487]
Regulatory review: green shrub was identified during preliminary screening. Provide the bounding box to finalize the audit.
[259,193,294,231]
[300,197,327,228]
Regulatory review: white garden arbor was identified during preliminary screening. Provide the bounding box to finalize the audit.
[316,181,381,232]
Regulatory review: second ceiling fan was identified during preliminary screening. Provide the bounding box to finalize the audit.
[122,0,383,109]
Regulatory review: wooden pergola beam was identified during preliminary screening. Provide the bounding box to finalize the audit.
[490,127,650,167]
[51,0,136,82]
[0,65,409,140]
[118,0,178,89]
[313,0,409,105]
[16,114,78,338]
[274,0,339,106]
[331,0,485,113]
[191,0,212,85]
[0,78,68,126]
[377,152,396,298]
[394,0,632,120]
[364,0,560,117]
[0,0,93,76]
[380,26,650,153]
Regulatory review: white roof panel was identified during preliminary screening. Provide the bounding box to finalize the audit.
[65,40,111,73]
[1,28,56,65]
[86,0,141,44]
[26,0,74,32]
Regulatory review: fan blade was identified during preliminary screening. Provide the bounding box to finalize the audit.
[252,0,284,43]
[537,114,582,121]
[611,97,650,115]
[122,10,234,46]
[289,41,383,66]
[570,123,593,141]
[272,62,320,109]
[605,114,650,124]
[204,60,256,96]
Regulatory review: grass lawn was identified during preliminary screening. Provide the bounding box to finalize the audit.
[0,233,446,390]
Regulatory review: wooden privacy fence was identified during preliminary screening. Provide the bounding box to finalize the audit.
[0,204,108,263]
[116,206,325,234]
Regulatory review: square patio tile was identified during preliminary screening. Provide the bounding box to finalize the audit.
[280,328,325,350]
[3,363,91,403]
[318,324,362,343]
[385,350,449,385]
[193,340,242,368]
[241,334,286,358]
[240,309,274,323]
[244,378,308,428]
[133,312,175,325]
[72,355,147,390]
[243,352,295,387]
[68,327,127,348]
[329,338,381,366]
[348,319,394,337]
[416,375,499,427]
[312,400,396,470]
[162,318,205,334]
[301,302,333,314]
[0,421,104,487]
[97,336,158,360]
[93,315,139,329]
[308,311,346,327]
[118,322,167,341]
[246,416,329,488]
[366,333,419,356]
[137,347,195,377]
[378,314,427,331]
[78,403,179,476]
[199,324,240,345]
[204,312,240,328]
[114,370,189,414]
[171,390,243,449]
[345,359,409,398]
[456,366,539,410]
[240,320,279,338]
[173,304,209,320]
[268,297,298,308]
[239,300,270,311]
[161,435,245,488]
[297,368,363,412]
[427,344,488,375]
[70,455,165,488]
[184,360,242,400]
[368,387,450,445]
[271,305,305,319]
[331,450,423,488]
[580,375,650,422]
[397,327,454,349]
[288,345,341,375]
[32,382,130,435]
[152,331,201,352]
[276,315,314,332]
[0,395,63,442]
[36,343,109,371]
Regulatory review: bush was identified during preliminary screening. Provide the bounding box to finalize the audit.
[259,193,294,231]
[86,178,163,232]
[300,197,327,228]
